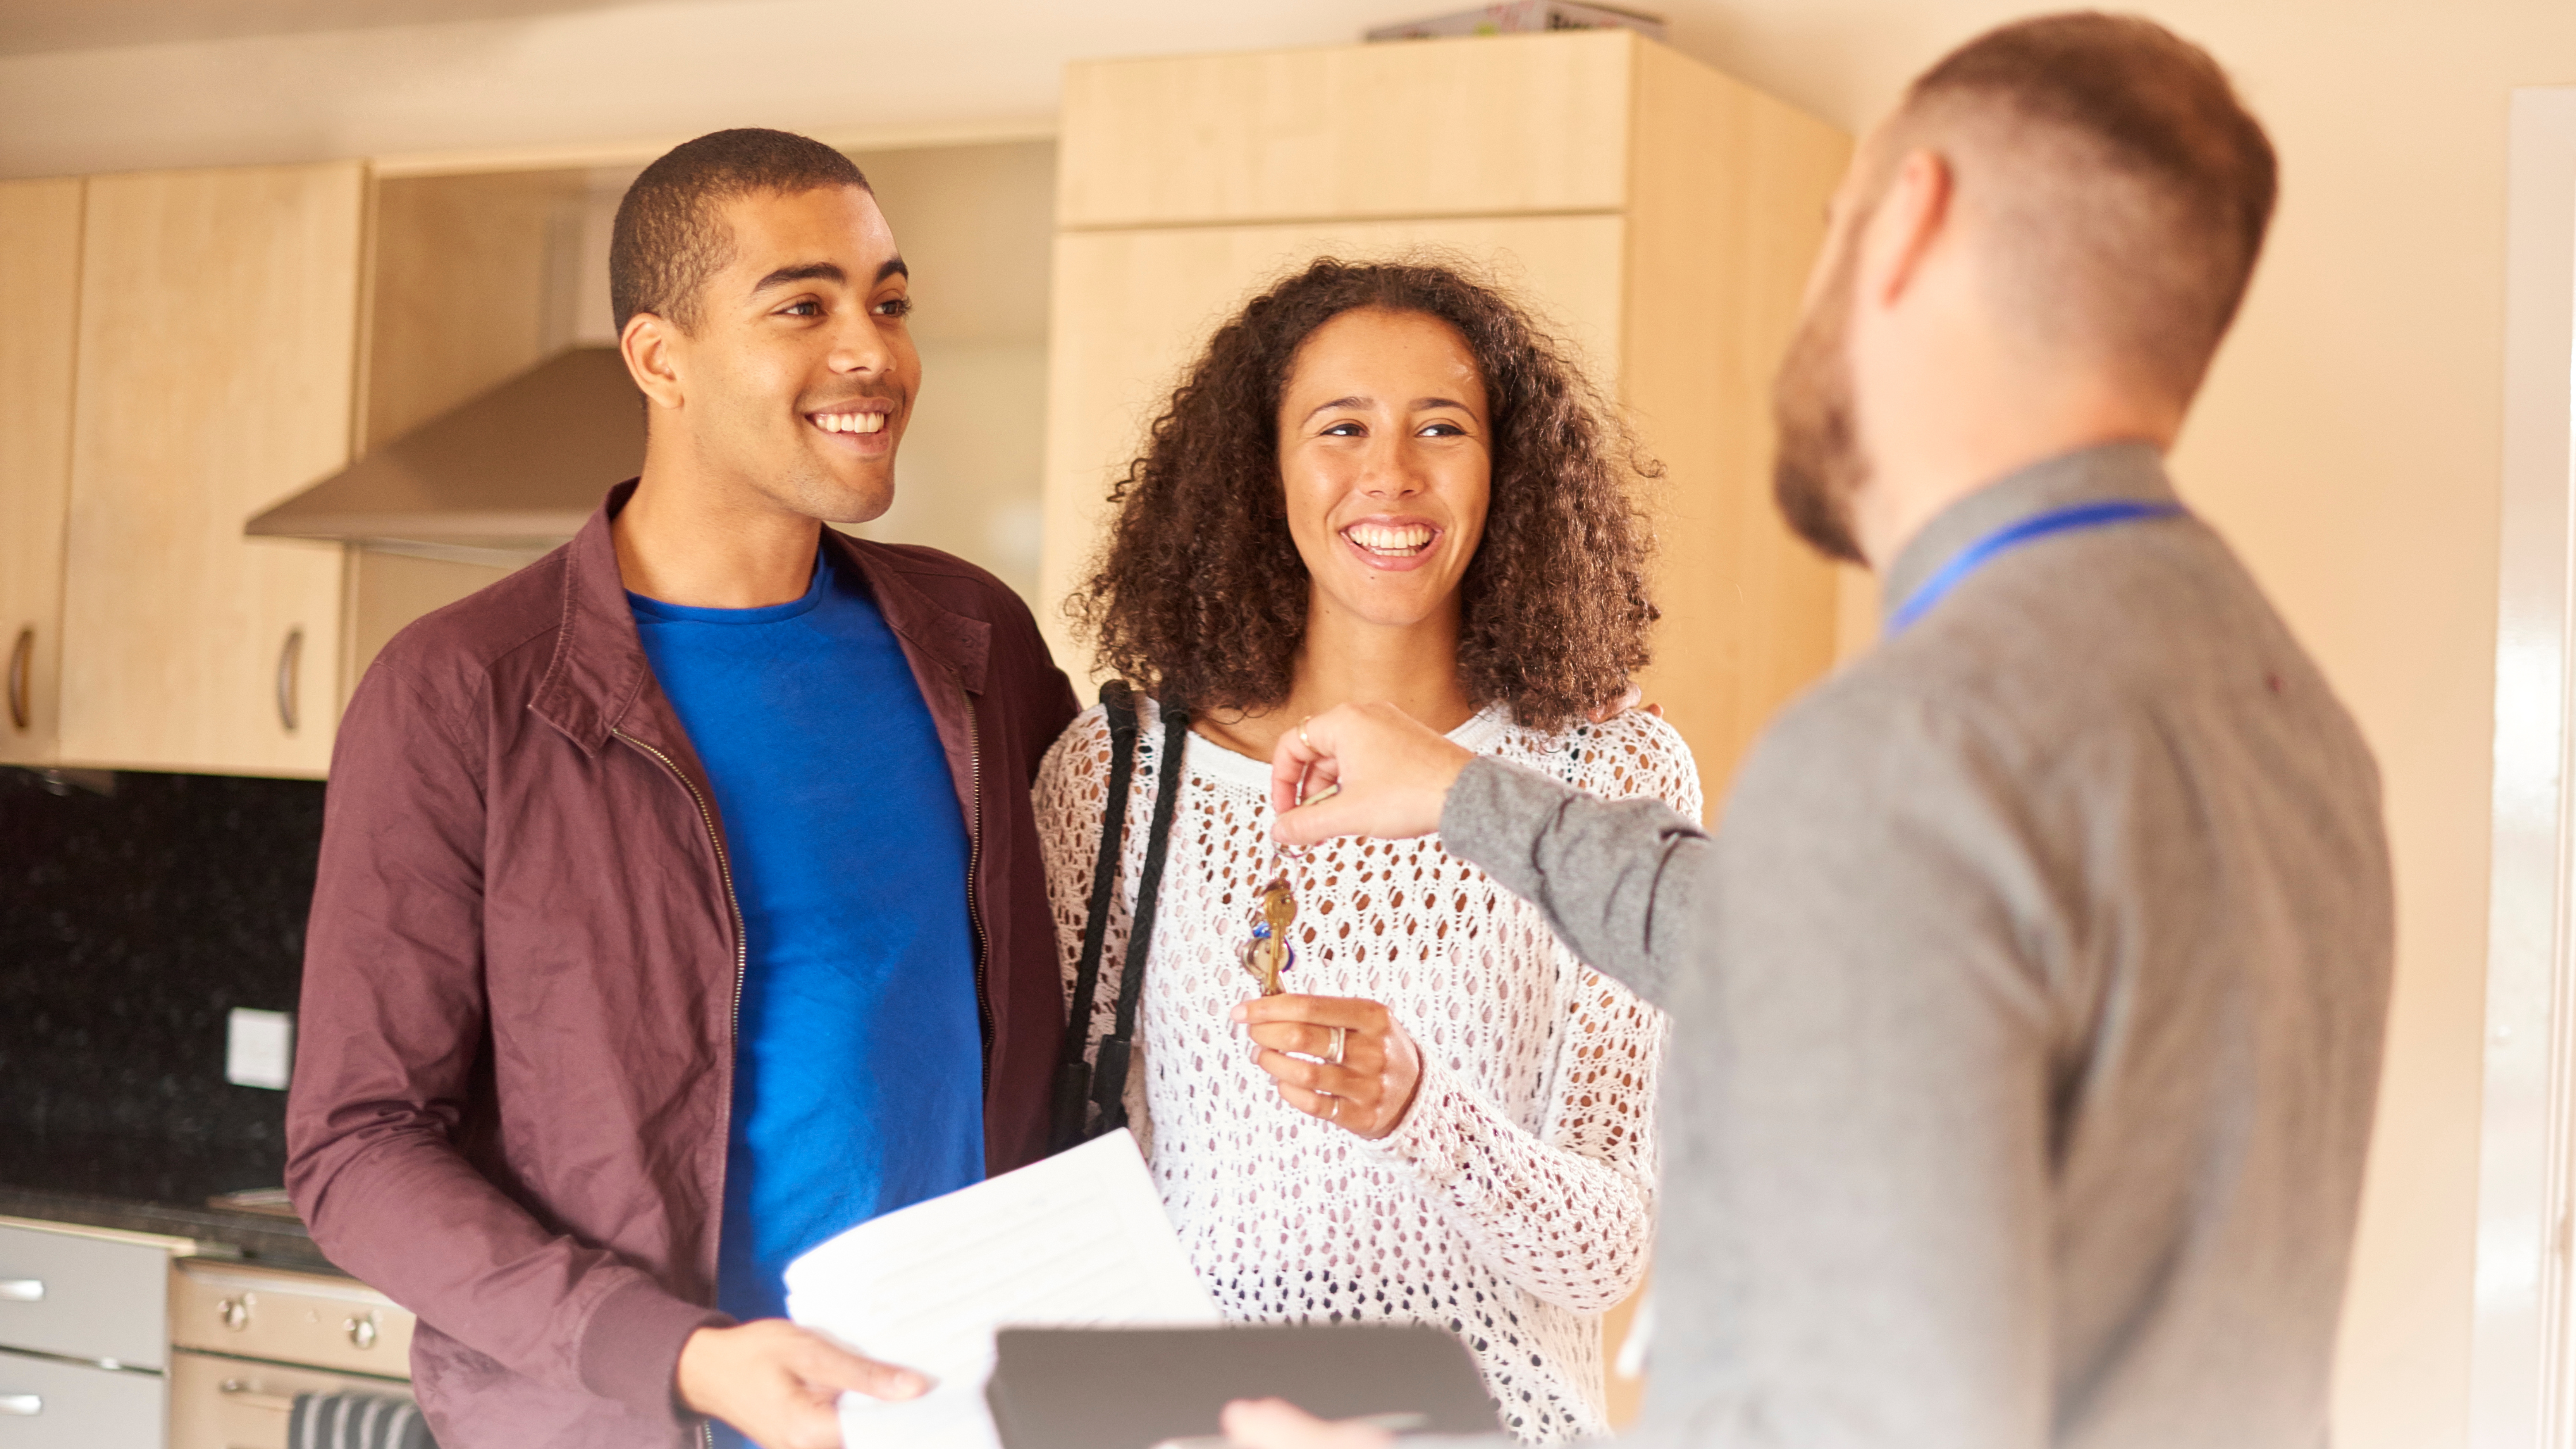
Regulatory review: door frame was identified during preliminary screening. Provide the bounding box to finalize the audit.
[2473,85,2576,1449]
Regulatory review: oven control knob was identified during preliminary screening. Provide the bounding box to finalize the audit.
[345,1313,378,1350]
[216,1297,250,1332]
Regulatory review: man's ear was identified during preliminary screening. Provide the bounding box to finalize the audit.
[1860,148,1955,313]
[621,312,685,412]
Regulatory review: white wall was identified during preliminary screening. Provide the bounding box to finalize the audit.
[850,141,1057,601]
[9,1,2571,1443]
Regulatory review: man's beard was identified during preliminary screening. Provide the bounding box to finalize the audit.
[1771,248,1869,566]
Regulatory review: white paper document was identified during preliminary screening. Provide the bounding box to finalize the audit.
[784,1129,1220,1448]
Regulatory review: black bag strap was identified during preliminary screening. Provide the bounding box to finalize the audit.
[1051,682,1141,1151]
[1088,697,1191,1134]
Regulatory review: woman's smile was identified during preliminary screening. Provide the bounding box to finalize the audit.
[1339,515,1446,570]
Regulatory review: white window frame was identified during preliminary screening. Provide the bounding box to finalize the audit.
[2474,85,2576,1449]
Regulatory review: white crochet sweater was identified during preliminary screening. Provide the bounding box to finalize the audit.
[1034,700,1697,1442]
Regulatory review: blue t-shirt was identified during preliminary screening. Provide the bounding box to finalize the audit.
[629,547,984,1341]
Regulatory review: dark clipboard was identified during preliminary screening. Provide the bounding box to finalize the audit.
[985,1323,1501,1448]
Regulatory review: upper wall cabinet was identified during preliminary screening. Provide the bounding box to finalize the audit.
[4,140,1058,780]
[1056,35,1634,228]
[57,163,366,777]
[0,178,83,768]
[13,161,551,780]
[1041,31,1851,795]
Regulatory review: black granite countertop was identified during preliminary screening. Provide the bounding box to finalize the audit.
[0,1130,340,1275]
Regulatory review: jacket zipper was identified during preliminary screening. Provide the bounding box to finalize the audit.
[617,729,749,1040]
[962,691,994,1098]
[611,726,743,1449]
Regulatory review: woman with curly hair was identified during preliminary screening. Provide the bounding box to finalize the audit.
[1035,258,1699,1442]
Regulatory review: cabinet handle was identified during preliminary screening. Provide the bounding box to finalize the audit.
[346,1311,378,1350]
[216,1295,250,1330]
[0,1279,40,1302]
[0,1393,38,1416]
[218,1379,294,1413]
[275,628,302,733]
[5,627,28,731]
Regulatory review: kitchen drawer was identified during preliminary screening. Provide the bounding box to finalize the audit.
[170,1263,412,1380]
[0,1347,164,1447]
[0,1218,178,1368]
[168,1350,413,1449]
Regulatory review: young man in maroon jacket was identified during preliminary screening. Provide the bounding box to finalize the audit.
[285,130,1079,1449]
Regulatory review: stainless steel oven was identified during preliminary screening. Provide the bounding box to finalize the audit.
[167,1260,416,1449]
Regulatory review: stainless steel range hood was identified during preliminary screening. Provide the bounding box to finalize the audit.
[247,346,642,562]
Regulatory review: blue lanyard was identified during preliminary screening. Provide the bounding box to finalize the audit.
[1885,500,2187,635]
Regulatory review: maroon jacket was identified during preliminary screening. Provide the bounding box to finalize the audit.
[285,484,1079,1447]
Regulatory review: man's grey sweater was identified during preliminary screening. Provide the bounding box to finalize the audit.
[1442,444,2393,1449]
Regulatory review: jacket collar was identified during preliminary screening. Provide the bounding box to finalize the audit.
[528,481,652,756]
[530,478,992,753]
[1879,441,2178,625]
[825,528,990,697]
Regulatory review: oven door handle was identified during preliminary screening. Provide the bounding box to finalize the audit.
[218,1379,296,1413]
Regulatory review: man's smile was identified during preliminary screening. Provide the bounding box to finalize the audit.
[808,405,890,435]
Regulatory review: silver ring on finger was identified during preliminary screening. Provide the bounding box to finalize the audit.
[1328,1025,1348,1067]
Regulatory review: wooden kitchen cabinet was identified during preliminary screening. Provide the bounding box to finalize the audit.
[1055,34,1632,229]
[0,178,83,767]
[1040,30,1851,794]
[5,161,558,779]
[56,163,366,777]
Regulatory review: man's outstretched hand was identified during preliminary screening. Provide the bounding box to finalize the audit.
[1270,703,1475,847]
[676,1319,927,1449]
[1218,1398,1400,1449]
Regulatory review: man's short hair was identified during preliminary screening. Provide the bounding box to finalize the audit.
[1891,13,2278,398]
[610,128,871,334]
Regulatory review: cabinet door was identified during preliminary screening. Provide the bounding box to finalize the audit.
[1619,41,1849,796]
[0,1220,168,1368]
[1059,31,1635,229]
[0,1349,163,1448]
[0,178,82,766]
[1037,214,1626,680]
[59,163,363,777]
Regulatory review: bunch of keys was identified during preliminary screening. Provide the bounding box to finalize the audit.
[1237,855,1298,997]
[1239,758,1332,996]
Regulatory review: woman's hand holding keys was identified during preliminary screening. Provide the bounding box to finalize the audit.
[1232,993,1424,1139]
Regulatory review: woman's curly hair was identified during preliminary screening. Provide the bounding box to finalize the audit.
[1071,256,1661,734]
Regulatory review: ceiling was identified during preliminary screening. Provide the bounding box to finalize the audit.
[0,0,683,56]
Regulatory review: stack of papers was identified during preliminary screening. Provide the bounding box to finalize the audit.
[784,1130,1221,1448]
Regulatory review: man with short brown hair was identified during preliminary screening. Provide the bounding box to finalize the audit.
[1235,15,2392,1449]
[288,129,1078,1448]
